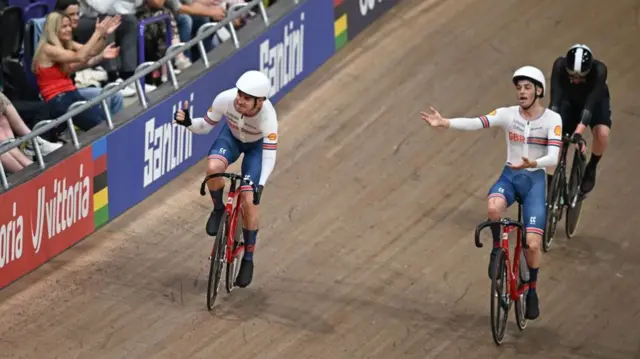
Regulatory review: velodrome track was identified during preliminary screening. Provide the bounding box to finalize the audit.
[1,0,640,357]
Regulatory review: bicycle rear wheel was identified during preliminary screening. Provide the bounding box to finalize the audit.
[206,212,229,311]
[566,151,586,238]
[225,209,244,293]
[543,166,564,252]
[490,249,510,345]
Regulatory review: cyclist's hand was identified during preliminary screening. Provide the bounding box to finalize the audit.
[571,132,586,154]
[420,107,449,128]
[507,157,536,170]
[173,101,192,127]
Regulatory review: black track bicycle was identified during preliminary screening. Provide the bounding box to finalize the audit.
[543,134,587,252]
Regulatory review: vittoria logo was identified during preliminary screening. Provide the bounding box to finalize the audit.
[30,164,91,254]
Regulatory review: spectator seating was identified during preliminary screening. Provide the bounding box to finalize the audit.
[0,6,24,59]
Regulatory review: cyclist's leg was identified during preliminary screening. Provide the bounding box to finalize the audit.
[582,94,612,193]
[486,167,517,278]
[205,122,241,236]
[234,139,263,287]
[518,169,546,320]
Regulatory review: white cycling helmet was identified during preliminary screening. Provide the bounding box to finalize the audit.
[512,66,546,98]
[236,70,271,99]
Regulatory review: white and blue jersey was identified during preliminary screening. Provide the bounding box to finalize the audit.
[187,88,278,192]
[449,106,563,234]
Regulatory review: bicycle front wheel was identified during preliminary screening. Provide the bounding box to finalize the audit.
[490,249,510,345]
[566,150,586,238]
[513,250,529,331]
[225,209,244,293]
[207,212,229,311]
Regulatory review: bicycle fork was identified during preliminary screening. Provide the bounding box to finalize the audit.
[496,230,513,311]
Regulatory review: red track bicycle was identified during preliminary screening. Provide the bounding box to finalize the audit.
[199,172,259,311]
[475,199,531,345]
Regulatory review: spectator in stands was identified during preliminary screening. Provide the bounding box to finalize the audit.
[54,0,124,115]
[54,0,125,116]
[208,0,250,47]
[163,0,226,63]
[136,1,174,86]
[75,0,157,97]
[32,12,120,134]
[0,93,62,173]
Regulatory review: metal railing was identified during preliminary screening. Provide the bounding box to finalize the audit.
[0,0,277,190]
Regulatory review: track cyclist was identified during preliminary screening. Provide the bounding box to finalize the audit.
[547,44,611,195]
[173,70,278,288]
[420,66,563,320]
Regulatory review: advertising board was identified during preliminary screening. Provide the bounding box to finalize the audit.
[0,147,96,288]
[333,0,398,50]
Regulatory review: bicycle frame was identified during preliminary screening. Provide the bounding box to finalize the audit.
[199,173,259,262]
[475,206,530,301]
[210,180,245,263]
[499,219,530,301]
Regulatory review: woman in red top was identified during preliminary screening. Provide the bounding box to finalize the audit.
[32,11,121,135]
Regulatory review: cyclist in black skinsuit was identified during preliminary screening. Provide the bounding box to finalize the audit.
[547,44,611,195]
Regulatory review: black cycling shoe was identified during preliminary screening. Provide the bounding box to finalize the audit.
[206,208,225,236]
[235,259,254,288]
[580,165,596,194]
[488,247,502,280]
[524,291,540,320]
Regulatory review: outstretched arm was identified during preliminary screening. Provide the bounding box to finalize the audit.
[422,107,510,130]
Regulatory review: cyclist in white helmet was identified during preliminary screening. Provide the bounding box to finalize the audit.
[420,65,563,320]
[174,70,278,288]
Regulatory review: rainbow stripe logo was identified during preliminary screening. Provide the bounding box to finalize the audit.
[334,0,348,51]
[92,137,109,228]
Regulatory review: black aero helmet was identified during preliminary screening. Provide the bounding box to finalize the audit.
[565,44,593,76]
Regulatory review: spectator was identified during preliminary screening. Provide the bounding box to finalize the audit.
[75,0,157,97]
[32,12,120,135]
[0,92,62,173]
[209,0,250,47]
[136,1,173,86]
[164,0,226,63]
[54,0,124,115]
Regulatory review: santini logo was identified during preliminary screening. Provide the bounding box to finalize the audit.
[259,12,305,97]
[143,94,194,188]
